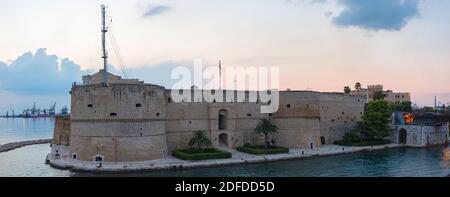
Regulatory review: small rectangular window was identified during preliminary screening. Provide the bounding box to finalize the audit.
[136,103,142,107]
[95,156,103,162]
[110,113,117,117]
[87,104,93,108]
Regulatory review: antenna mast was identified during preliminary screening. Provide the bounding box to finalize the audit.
[101,4,109,86]
[219,60,222,90]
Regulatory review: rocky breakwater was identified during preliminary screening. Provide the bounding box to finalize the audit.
[0,139,52,153]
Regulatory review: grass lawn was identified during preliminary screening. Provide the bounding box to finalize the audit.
[334,139,391,147]
[237,145,289,155]
[172,148,232,161]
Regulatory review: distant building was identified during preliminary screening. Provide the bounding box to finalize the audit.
[391,112,449,147]
[351,84,411,104]
[82,69,143,85]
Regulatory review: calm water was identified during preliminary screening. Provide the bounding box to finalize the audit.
[0,118,449,177]
[0,118,54,145]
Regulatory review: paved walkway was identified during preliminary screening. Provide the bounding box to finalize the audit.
[48,144,404,173]
[0,139,52,153]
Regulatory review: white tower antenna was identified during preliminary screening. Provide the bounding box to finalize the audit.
[101,4,109,86]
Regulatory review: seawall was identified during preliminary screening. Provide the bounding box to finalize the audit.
[0,139,52,153]
[48,144,405,173]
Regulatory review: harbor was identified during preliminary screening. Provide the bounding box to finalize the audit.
[1,103,69,119]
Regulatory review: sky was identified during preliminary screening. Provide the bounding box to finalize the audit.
[0,0,450,113]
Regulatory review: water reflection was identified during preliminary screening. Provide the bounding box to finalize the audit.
[0,118,54,144]
[0,144,449,177]
[72,146,450,177]
[442,147,450,168]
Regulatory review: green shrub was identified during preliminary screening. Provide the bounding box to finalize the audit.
[172,148,232,161]
[237,145,289,155]
[343,132,361,143]
[243,143,252,147]
[334,139,391,147]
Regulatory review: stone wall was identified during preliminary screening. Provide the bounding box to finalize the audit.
[164,90,364,151]
[392,123,449,146]
[66,82,366,162]
[69,83,168,162]
[319,93,366,144]
[52,115,71,146]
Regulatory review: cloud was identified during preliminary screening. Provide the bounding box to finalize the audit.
[142,5,170,17]
[0,48,89,95]
[332,0,420,31]
[0,48,186,112]
[0,48,190,96]
[309,0,327,4]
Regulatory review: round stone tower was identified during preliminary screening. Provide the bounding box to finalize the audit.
[69,82,168,162]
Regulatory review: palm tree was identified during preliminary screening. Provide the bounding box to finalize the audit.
[344,86,351,95]
[355,82,362,90]
[255,118,279,149]
[189,130,212,152]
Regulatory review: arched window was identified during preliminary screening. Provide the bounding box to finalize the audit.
[218,109,228,130]
[72,153,78,160]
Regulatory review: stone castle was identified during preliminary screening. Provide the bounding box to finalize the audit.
[51,70,366,163]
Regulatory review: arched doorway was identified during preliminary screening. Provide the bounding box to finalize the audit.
[219,133,229,147]
[398,129,407,144]
[320,136,326,145]
[218,109,228,130]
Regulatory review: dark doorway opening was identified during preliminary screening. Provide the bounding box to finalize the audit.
[219,133,229,147]
[399,129,407,144]
[320,136,326,145]
[94,156,103,162]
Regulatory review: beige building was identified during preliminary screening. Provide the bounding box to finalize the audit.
[51,71,366,163]
[385,90,411,104]
[351,84,411,104]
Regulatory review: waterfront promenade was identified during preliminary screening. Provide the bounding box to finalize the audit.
[48,144,404,173]
[0,139,52,153]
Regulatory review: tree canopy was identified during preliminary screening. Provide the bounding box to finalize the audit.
[189,130,212,151]
[391,101,413,112]
[372,91,387,100]
[255,118,279,148]
[361,100,393,140]
[344,86,351,95]
[355,82,362,90]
